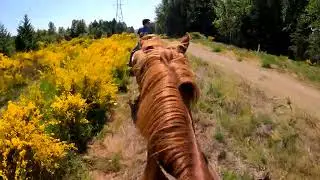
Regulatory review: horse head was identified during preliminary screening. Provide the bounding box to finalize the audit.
[130,34,219,180]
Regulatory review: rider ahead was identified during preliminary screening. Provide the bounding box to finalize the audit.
[129,19,153,67]
[137,19,152,37]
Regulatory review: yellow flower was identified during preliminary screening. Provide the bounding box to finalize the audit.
[0,34,136,179]
[0,101,73,179]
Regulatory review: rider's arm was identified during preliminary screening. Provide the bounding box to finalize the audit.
[137,28,142,36]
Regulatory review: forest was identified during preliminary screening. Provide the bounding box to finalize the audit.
[0,14,134,56]
[155,0,320,63]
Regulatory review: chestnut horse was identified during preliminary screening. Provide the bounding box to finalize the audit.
[129,34,219,180]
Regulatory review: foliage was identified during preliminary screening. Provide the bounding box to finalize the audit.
[0,23,15,56]
[306,0,320,63]
[15,15,37,52]
[214,130,224,143]
[155,0,215,36]
[214,0,251,44]
[189,32,206,40]
[0,53,27,97]
[222,170,252,180]
[49,93,91,150]
[156,0,319,62]
[70,19,87,38]
[0,101,74,179]
[194,35,320,85]
[88,19,130,39]
[0,34,136,178]
[48,21,56,35]
[190,55,320,179]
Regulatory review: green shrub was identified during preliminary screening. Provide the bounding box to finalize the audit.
[214,131,225,143]
[189,32,206,40]
[213,47,222,52]
[49,93,92,151]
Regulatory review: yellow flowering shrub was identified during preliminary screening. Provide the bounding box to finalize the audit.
[51,34,136,106]
[0,53,26,97]
[0,33,136,178]
[0,101,74,179]
[49,93,91,150]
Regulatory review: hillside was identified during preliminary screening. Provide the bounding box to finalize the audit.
[85,37,320,180]
[1,34,320,180]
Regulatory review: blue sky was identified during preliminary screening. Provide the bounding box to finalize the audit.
[0,0,161,35]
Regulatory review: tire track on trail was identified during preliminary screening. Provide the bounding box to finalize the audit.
[187,42,320,119]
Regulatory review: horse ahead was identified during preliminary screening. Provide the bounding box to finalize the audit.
[129,34,220,180]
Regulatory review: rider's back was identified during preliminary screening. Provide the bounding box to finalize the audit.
[137,26,152,37]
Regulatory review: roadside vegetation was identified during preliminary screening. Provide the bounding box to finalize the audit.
[0,34,136,179]
[156,0,320,64]
[189,54,320,179]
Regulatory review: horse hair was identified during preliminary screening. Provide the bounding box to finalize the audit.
[130,35,219,180]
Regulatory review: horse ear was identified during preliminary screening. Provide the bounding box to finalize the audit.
[177,33,191,54]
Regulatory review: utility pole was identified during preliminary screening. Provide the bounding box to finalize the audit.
[115,0,124,22]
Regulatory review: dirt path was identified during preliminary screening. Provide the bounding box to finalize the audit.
[86,83,147,180]
[188,42,320,119]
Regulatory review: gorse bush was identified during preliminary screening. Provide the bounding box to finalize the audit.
[0,33,136,179]
[0,101,74,179]
[0,54,26,96]
[49,93,91,149]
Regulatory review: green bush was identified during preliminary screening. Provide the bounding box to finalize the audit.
[213,47,222,52]
[189,32,206,40]
[214,131,225,143]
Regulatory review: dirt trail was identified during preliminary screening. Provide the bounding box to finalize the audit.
[188,42,320,119]
[86,85,147,180]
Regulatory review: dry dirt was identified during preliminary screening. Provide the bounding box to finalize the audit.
[188,42,320,119]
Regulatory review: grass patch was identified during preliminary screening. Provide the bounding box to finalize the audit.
[94,125,113,140]
[213,47,222,53]
[189,32,207,40]
[107,153,122,172]
[60,154,91,180]
[189,54,320,179]
[214,130,225,143]
[261,55,275,68]
[85,153,122,173]
[222,170,252,180]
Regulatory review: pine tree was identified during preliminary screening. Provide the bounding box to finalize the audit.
[0,23,15,56]
[70,19,87,38]
[48,21,56,35]
[15,14,37,51]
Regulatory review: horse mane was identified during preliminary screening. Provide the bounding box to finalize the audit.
[132,35,199,108]
[131,35,217,180]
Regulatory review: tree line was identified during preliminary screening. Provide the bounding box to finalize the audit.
[155,0,320,62]
[0,14,134,56]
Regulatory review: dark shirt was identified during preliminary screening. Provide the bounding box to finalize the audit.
[137,26,152,37]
